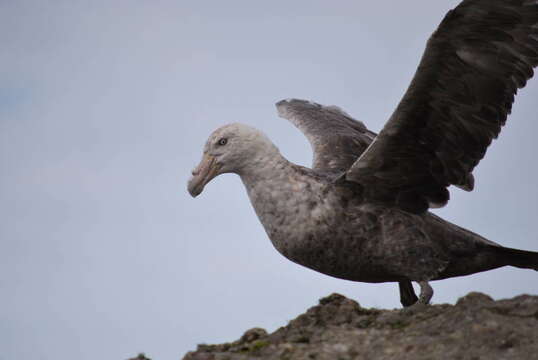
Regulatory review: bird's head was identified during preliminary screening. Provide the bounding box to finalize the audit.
[187,123,278,197]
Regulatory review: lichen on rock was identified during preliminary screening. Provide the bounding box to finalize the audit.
[182,292,538,360]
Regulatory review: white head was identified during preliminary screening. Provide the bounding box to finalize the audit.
[187,123,279,197]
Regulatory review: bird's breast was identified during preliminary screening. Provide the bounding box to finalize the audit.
[245,177,384,278]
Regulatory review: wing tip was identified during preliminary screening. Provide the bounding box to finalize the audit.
[275,98,320,107]
[275,98,355,119]
[276,98,322,119]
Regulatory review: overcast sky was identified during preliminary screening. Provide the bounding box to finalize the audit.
[2,1,538,359]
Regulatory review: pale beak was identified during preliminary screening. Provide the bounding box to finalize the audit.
[187,153,221,197]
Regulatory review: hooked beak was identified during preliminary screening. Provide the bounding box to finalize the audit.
[187,153,221,197]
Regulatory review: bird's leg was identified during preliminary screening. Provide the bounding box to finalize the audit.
[398,280,418,307]
[417,281,433,305]
[401,281,433,314]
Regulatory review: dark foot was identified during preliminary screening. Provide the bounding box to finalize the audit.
[399,280,418,307]
[401,281,433,314]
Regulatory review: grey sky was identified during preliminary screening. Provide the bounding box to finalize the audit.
[2,1,537,359]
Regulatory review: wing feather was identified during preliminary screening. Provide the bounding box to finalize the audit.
[276,99,376,174]
[347,0,538,213]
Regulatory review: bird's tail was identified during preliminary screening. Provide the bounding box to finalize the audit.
[499,247,538,271]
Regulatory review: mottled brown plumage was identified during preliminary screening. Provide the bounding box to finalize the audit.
[188,0,538,308]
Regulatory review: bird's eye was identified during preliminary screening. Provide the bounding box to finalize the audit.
[218,138,228,146]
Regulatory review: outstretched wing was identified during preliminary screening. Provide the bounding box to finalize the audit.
[276,99,376,174]
[347,0,538,213]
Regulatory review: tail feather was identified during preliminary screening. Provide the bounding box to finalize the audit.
[499,247,538,271]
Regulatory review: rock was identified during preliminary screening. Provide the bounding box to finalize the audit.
[182,292,538,360]
[240,328,268,343]
[128,354,151,360]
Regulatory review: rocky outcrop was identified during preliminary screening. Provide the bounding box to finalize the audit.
[182,292,538,360]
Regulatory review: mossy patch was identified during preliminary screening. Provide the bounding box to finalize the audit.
[389,320,409,330]
[251,340,270,351]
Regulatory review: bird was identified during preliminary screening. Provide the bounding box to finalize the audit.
[187,0,538,309]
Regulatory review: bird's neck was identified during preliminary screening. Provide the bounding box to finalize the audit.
[240,151,294,219]
[239,152,317,249]
[239,149,290,186]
